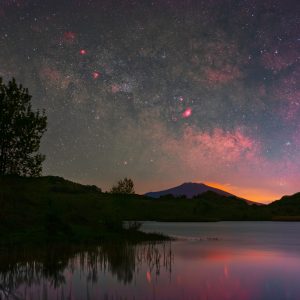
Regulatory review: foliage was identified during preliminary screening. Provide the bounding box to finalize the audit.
[0,78,47,176]
[0,176,166,245]
[110,177,135,194]
[2,175,300,245]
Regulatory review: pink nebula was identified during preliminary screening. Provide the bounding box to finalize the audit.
[64,31,76,43]
[182,108,192,118]
[92,71,100,79]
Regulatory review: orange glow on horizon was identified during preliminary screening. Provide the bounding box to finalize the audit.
[204,181,282,204]
[92,179,283,204]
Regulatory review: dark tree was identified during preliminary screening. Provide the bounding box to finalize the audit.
[110,177,135,194]
[0,78,47,176]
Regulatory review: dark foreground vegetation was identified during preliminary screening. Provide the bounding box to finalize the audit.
[1,176,300,246]
[0,176,169,246]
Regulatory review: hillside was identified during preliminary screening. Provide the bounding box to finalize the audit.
[269,193,300,220]
[271,193,300,206]
[1,176,299,245]
[0,176,166,245]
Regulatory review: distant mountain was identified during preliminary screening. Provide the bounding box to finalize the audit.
[146,182,234,198]
[145,182,260,205]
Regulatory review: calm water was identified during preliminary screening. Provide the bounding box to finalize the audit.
[1,222,300,300]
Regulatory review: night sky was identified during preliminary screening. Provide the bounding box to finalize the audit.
[1,0,300,202]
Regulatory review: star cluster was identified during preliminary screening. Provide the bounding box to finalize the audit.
[1,0,300,202]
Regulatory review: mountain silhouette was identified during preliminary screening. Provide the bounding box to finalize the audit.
[146,182,234,198]
[271,192,300,206]
[268,193,300,220]
[145,182,261,205]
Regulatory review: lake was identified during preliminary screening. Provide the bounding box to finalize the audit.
[1,222,300,300]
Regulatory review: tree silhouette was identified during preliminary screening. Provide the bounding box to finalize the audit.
[0,78,47,176]
[110,177,135,194]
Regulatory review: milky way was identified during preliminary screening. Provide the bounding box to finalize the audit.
[1,0,300,202]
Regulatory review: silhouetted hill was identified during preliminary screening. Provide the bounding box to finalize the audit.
[270,193,300,206]
[146,182,233,198]
[145,182,260,205]
[269,193,300,220]
[1,175,300,246]
[0,175,166,245]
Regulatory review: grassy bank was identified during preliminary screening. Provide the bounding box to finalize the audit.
[0,175,299,245]
[0,176,169,246]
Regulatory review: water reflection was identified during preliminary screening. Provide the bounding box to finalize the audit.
[0,242,173,299]
[2,222,300,299]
